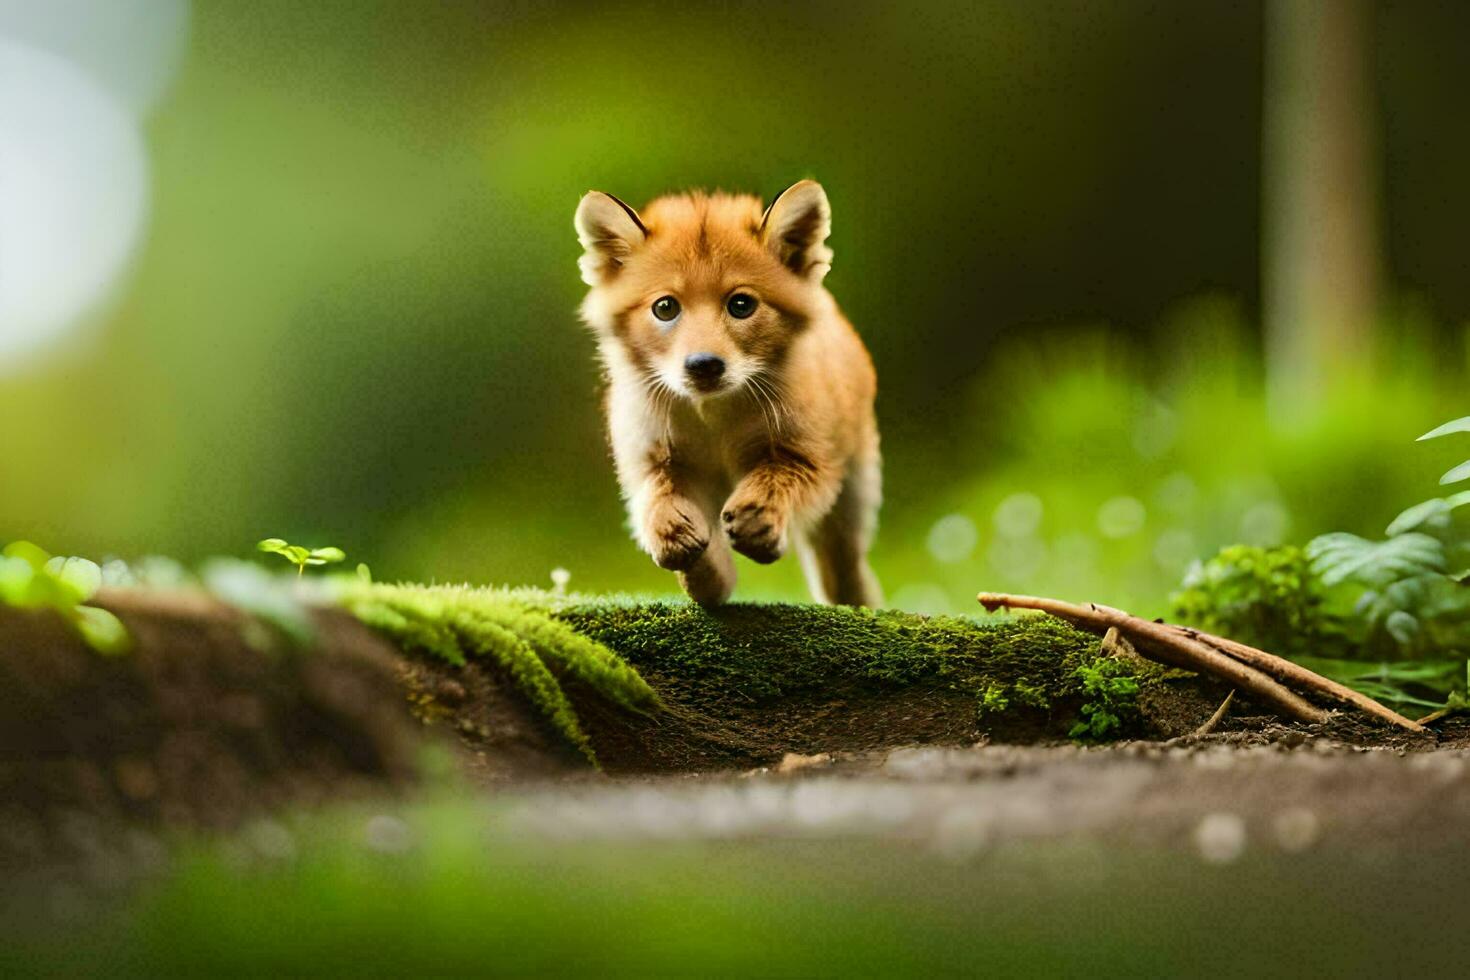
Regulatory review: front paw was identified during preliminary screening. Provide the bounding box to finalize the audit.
[645,498,709,571]
[722,494,788,564]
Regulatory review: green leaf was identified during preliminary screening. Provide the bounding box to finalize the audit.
[1385,610,1420,645]
[1441,460,1470,486]
[284,546,311,564]
[73,605,131,656]
[1386,499,1451,536]
[3,540,51,570]
[1418,416,1470,441]
[44,556,102,603]
[309,547,346,562]
[0,555,36,604]
[356,563,372,583]
[304,558,327,566]
[1307,532,1445,587]
[1294,655,1464,711]
[1388,491,1470,535]
[257,538,290,554]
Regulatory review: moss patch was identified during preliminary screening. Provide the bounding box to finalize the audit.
[549,599,1168,768]
[336,587,1186,771]
[1069,657,1143,740]
[554,599,1107,712]
[336,584,657,764]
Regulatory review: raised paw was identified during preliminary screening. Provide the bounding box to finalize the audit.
[645,498,709,571]
[722,495,788,564]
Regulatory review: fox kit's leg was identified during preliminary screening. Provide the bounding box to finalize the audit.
[626,460,738,606]
[721,453,841,565]
[799,454,882,607]
[665,478,738,606]
[678,530,737,607]
[631,473,710,573]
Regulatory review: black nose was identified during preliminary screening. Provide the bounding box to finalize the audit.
[683,353,725,383]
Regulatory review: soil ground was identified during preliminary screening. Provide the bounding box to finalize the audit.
[11,588,1470,978]
[511,729,1470,854]
[7,588,1470,887]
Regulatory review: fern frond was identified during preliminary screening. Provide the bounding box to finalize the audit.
[1307,532,1445,587]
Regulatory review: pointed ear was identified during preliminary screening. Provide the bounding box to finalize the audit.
[574,191,647,285]
[760,180,832,281]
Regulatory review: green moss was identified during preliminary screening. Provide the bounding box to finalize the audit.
[336,583,658,764]
[1068,656,1142,741]
[339,584,1154,756]
[553,599,1127,736]
[979,682,1011,715]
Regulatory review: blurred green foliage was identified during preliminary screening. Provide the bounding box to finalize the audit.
[1168,420,1470,710]
[10,795,1470,977]
[3,1,1470,621]
[880,302,1467,617]
[1171,545,1329,660]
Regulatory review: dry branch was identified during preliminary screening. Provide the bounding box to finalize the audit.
[976,592,1423,733]
[1157,621,1423,732]
[977,592,1325,724]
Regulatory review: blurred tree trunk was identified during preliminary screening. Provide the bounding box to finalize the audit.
[1262,0,1381,419]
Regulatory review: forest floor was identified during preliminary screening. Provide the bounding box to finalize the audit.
[6,586,1470,974]
[5,587,1467,843]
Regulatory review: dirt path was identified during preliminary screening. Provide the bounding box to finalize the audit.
[506,729,1470,856]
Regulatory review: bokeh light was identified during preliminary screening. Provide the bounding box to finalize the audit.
[0,0,187,370]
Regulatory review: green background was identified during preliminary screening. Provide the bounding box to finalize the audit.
[5,0,1470,615]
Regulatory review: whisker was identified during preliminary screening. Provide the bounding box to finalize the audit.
[762,374,794,427]
[744,377,779,447]
[750,374,787,432]
[744,385,770,440]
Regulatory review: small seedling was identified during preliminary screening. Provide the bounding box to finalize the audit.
[0,541,130,655]
[257,538,347,577]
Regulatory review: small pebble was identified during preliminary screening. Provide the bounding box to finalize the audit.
[776,752,832,775]
[245,819,295,861]
[1193,812,1247,864]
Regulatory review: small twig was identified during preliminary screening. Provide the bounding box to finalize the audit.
[1192,690,1235,738]
[977,592,1425,733]
[978,592,1327,725]
[1158,622,1424,733]
[1416,706,1454,726]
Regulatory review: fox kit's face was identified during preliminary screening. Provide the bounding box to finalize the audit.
[575,182,834,403]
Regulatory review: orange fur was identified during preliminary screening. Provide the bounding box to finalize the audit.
[574,181,881,607]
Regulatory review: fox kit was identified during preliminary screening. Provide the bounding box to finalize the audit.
[574,180,882,607]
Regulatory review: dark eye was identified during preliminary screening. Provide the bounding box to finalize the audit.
[652,296,681,322]
[727,293,757,319]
